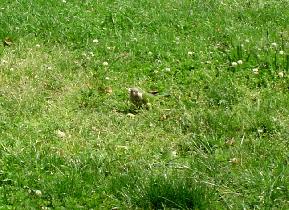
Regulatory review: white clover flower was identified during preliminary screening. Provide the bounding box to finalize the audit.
[279,50,284,55]
[127,113,135,118]
[35,190,42,196]
[175,37,180,44]
[171,151,177,157]
[187,51,193,55]
[237,60,243,65]
[1,59,8,64]
[231,62,238,67]
[56,130,66,138]
[229,158,239,164]
[92,39,99,43]
[102,61,109,66]
[278,71,284,77]
[107,46,112,50]
[252,68,259,74]
[165,67,171,72]
[257,128,264,133]
[271,42,277,48]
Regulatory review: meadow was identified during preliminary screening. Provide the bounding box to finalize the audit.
[0,0,289,209]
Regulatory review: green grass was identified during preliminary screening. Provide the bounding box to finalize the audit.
[1,0,289,209]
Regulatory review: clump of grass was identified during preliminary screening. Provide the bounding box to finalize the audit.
[140,175,213,209]
[108,170,218,209]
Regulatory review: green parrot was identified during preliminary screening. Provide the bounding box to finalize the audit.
[128,87,170,109]
[128,87,151,109]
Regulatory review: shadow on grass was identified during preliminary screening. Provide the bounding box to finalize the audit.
[115,105,148,115]
[141,177,212,209]
[110,172,217,209]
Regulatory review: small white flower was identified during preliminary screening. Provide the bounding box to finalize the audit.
[231,62,238,67]
[35,44,41,48]
[148,51,153,56]
[175,37,180,44]
[92,39,99,43]
[279,50,284,55]
[271,42,277,48]
[171,151,177,157]
[257,128,264,133]
[102,61,109,66]
[127,113,135,118]
[278,71,284,77]
[252,68,259,74]
[56,130,66,138]
[165,67,171,72]
[35,190,42,196]
[229,158,239,164]
[106,46,115,50]
[105,77,110,80]
[187,51,193,55]
[62,0,66,3]
[237,60,243,65]
[1,59,8,64]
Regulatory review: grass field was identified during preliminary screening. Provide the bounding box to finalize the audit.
[1,0,289,209]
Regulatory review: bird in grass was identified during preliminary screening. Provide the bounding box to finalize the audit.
[128,87,151,108]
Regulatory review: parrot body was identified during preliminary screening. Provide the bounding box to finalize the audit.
[128,87,150,108]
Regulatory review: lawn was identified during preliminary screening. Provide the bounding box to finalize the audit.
[0,0,289,209]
